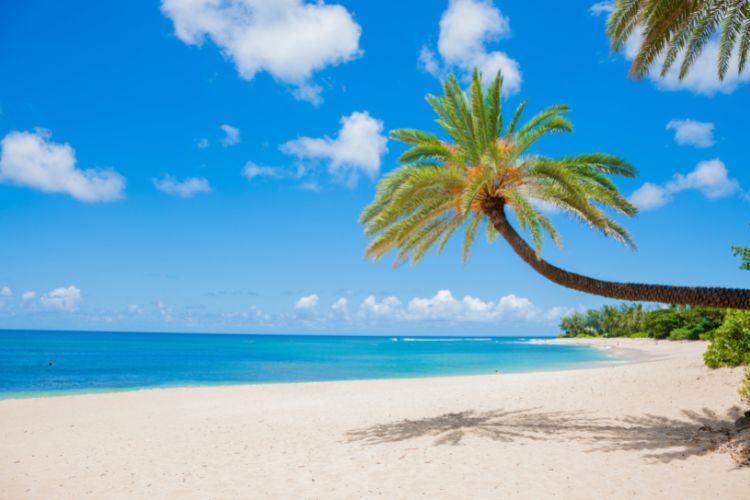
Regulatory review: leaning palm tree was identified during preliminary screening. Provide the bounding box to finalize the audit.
[360,71,750,309]
[608,0,750,81]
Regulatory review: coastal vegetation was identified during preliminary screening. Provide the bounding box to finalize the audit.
[704,310,750,367]
[741,368,750,404]
[559,303,750,402]
[360,71,750,309]
[734,244,750,270]
[607,0,750,81]
[559,304,726,340]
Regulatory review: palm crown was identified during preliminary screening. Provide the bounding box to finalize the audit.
[360,71,638,267]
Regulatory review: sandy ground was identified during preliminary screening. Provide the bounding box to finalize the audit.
[1,339,748,499]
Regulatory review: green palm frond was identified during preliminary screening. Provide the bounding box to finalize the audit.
[607,0,750,82]
[360,71,638,267]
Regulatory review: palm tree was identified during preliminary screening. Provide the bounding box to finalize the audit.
[359,71,750,309]
[607,0,750,81]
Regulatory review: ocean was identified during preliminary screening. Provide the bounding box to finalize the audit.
[0,330,616,398]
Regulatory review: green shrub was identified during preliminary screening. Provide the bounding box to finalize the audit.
[704,310,750,368]
[644,306,725,340]
[740,368,750,405]
[669,326,699,341]
[626,331,650,338]
[644,308,683,339]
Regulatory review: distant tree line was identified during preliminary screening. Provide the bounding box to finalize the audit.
[559,303,750,404]
[559,304,725,341]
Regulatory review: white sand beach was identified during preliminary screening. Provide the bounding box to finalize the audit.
[1,339,748,499]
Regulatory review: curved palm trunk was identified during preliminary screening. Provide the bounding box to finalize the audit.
[481,197,750,310]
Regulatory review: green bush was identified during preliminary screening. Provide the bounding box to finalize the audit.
[643,308,683,339]
[669,326,697,340]
[626,331,650,338]
[704,310,750,368]
[740,368,750,405]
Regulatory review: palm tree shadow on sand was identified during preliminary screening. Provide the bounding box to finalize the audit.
[346,407,750,465]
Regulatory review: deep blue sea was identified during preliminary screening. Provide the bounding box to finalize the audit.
[0,330,616,398]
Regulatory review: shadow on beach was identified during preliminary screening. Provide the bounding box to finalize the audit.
[346,406,749,465]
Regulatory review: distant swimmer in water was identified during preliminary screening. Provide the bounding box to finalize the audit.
[48,361,55,367]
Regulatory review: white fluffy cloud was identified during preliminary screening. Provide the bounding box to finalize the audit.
[620,26,750,95]
[220,124,240,146]
[40,285,82,312]
[356,290,558,323]
[21,291,36,301]
[295,293,319,310]
[405,290,539,321]
[0,286,11,297]
[420,0,521,95]
[630,159,741,211]
[331,297,349,317]
[0,130,125,202]
[242,162,280,181]
[281,111,387,186]
[666,119,715,148]
[161,0,362,104]
[153,175,212,198]
[629,182,671,211]
[589,2,614,15]
[157,300,174,321]
[359,295,402,318]
[668,159,740,198]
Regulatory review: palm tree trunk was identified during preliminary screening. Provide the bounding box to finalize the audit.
[481,197,750,309]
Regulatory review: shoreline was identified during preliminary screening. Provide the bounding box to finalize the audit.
[1,339,747,498]
[0,339,637,402]
[530,336,679,364]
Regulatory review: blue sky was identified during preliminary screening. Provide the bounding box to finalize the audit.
[0,0,748,335]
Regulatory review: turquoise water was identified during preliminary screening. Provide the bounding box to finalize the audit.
[0,330,614,398]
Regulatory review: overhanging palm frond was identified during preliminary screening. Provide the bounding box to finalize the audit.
[607,0,750,82]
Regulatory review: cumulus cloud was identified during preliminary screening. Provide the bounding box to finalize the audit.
[668,159,740,198]
[618,26,750,95]
[629,182,671,211]
[419,0,521,95]
[544,306,576,321]
[281,111,387,186]
[295,293,319,310]
[589,2,614,15]
[299,180,321,192]
[161,0,362,104]
[220,124,240,146]
[495,294,539,320]
[405,290,540,321]
[666,119,715,148]
[0,130,125,202]
[630,159,741,210]
[21,291,36,301]
[355,290,560,323]
[153,175,212,198]
[331,297,349,318]
[40,285,82,312]
[242,162,281,181]
[196,138,209,149]
[359,295,402,318]
[157,300,174,321]
[0,286,11,297]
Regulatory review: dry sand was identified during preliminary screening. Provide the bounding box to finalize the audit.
[1,339,748,499]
